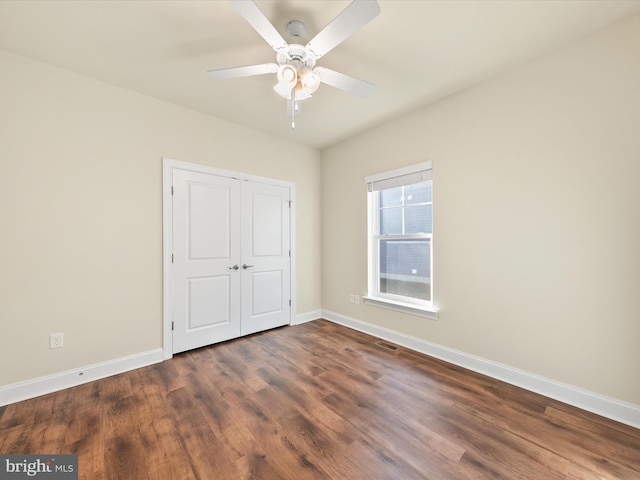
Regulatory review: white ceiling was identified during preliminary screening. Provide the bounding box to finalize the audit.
[1,0,640,150]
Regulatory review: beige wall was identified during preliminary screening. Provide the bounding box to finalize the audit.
[322,15,640,405]
[0,49,321,386]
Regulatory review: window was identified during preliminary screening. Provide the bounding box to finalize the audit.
[364,162,437,318]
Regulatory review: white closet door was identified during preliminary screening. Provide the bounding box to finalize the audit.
[172,169,241,353]
[240,181,291,336]
[168,164,292,354]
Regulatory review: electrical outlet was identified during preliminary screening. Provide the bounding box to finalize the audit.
[354,295,360,305]
[50,332,64,349]
[349,294,355,304]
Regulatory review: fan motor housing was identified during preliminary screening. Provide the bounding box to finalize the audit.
[277,44,316,69]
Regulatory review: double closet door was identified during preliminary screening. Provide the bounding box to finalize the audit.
[171,168,291,354]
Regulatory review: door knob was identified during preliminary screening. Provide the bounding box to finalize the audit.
[228,265,239,270]
[242,264,254,269]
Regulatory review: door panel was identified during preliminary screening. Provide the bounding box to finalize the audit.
[251,270,283,316]
[172,169,241,353]
[241,182,291,336]
[251,192,284,257]
[188,276,230,328]
[188,182,231,259]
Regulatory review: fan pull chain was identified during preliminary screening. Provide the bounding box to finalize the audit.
[291,87,296,129]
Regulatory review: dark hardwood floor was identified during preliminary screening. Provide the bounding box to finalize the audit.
[1,319,639,479]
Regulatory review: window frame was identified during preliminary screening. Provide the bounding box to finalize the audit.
[364,162,438,319]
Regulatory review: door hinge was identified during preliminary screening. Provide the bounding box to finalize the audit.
[171,254,174,263]
[289,299,292,307]
[288,200,292,208]
[289,249,291,257]
[171,321,174,331]
[171,186,174,195]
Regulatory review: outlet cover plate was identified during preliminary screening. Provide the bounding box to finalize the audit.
[50,332,64,349]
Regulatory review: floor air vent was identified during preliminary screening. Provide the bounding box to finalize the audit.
[375,340,399,352]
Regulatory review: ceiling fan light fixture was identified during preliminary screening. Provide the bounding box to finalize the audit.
[294,83,313,101]
[299,67,320,94]
[276,64,297,87]
[273,81,294,99]
[274,78,313,101]
[274,64,318,100]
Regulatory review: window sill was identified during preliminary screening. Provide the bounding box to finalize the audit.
[362,296,439,320]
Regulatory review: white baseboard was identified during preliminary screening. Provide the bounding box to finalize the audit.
[293,309,322,325]
[0,348,164,407]
[322,310,640,429]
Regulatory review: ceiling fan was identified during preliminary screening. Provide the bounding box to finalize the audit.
[208,0,380,128]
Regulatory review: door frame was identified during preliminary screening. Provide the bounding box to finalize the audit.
[162,157,296,360]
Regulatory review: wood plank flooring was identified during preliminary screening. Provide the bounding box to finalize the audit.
[1,319,639,479]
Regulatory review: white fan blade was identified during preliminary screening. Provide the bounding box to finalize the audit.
[315,66,375,97]
[305,0,380,59]
[229,0,288,52]
[208,63,278,80]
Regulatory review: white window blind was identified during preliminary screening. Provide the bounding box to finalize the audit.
[367,168,432,192]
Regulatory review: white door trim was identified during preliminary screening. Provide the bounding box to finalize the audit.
[162,157,296,360]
